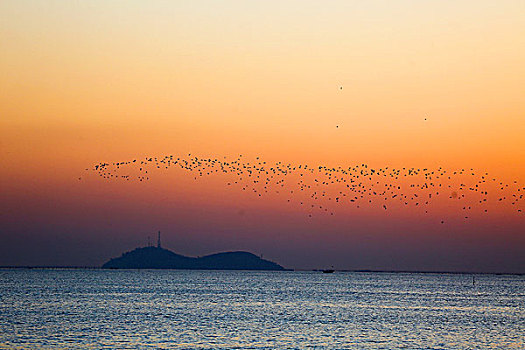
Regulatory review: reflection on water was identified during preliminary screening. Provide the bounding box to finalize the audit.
[0,269,523,349]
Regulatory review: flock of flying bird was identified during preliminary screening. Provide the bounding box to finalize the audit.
[86,154,524,222]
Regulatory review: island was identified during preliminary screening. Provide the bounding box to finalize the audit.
[102,246,286,270]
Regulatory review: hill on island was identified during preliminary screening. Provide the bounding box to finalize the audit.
[102,246,286,270]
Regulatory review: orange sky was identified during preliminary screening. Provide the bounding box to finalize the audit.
[1,1,524,271]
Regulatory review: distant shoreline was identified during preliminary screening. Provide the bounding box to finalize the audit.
[1,266,523,276]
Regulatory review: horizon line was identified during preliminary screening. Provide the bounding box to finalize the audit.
[1,266,523,276]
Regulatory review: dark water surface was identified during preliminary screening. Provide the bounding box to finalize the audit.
[0,269,523,349]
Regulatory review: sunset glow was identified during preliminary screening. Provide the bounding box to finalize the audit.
[1,0,524,272]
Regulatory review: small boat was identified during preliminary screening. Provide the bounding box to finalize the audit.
[322,269,335,273]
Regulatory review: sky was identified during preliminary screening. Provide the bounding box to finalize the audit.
[1,0,524,273]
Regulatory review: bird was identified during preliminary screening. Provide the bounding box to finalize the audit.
[88,153,523,222]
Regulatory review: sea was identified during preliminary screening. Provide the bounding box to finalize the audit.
[0,269,523,349]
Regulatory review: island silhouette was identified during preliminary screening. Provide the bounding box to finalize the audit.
[102,233,285,270]
[102,247,285,270]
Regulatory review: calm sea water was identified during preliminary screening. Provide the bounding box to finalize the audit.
[0,269,523,349]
